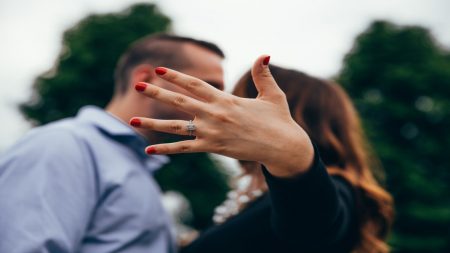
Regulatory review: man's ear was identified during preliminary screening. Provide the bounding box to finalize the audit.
[129,64,155,86]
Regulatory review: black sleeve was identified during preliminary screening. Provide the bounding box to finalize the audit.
[181,144,357,253]
[262,144,357,251]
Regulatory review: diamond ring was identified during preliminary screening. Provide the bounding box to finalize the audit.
[186,120,196,136]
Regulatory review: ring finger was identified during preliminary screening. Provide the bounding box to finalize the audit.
[130,117,199,137]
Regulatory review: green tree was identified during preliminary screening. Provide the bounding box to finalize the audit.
[20,3,229,230]
[20,3,171,123]
[337,21,450,253]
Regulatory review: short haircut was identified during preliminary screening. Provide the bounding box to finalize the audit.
[114,33,225,94]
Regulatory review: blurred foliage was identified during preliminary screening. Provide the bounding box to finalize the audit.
[337,21,450,253]
[20,3,170,124]
[19,3,229,230]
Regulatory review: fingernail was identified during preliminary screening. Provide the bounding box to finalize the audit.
[129,118,141,127]
[155,67,167,75]
[145,146,157,155]
[135,82,147,92]
[263,56,271,66]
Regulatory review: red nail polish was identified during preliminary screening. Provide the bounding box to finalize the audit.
[135,82,147,92]
[155,67,167,75]
[145,146,157,155]
[130,118,141,127]
[263,56,271,66]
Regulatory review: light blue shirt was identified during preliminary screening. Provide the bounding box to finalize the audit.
[0,106,176,253]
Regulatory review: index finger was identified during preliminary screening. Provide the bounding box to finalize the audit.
[154,67,220,102]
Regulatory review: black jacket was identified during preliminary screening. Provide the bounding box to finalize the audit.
[181,145,358,253]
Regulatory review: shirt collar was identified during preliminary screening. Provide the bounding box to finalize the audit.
[76,105,170,173]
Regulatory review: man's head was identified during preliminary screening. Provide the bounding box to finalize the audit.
[107,34,225,141]
[114,34,225,95]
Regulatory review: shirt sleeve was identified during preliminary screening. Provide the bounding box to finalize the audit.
[0,129,98,253]
[262,143,357,251]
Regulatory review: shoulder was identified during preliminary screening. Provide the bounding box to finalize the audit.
[0,118,97,171]
[0,118,100,199]
[18,114,108,150]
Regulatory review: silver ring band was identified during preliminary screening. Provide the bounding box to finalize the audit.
[186,120,196,136]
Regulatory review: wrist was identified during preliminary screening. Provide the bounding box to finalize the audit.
[261,130,315,178]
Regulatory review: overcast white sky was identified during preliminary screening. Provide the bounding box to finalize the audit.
[0,0,449,151]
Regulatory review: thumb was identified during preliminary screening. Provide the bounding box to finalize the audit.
[251,55,283,99]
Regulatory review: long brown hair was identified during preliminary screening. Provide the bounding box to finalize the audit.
[232,65,394,253]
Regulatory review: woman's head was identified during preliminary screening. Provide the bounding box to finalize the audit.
[232,65,394,253]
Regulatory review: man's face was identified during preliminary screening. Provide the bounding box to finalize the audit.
[152,43,225,121]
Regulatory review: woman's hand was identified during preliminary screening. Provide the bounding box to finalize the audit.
[131,55,314,178]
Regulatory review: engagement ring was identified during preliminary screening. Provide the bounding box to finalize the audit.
[186,120,196,136]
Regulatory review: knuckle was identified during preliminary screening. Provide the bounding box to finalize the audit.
[274,90,287,100]
[219,115,232,124]
[157,146,168,154]
[213,111,231,123]
[213,140,227,153]
[172,95,186,107]
[261,70,272,78]
[206,128,220,138]
[165,73,176,82]
[147,87,160,97]
[179,144,191,153]
[221,96,237,106]
[187,80,200,89]
[169,122,183,133]
[145,120,155,128]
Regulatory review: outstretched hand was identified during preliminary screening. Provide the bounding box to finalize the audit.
[131,55,314,178]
